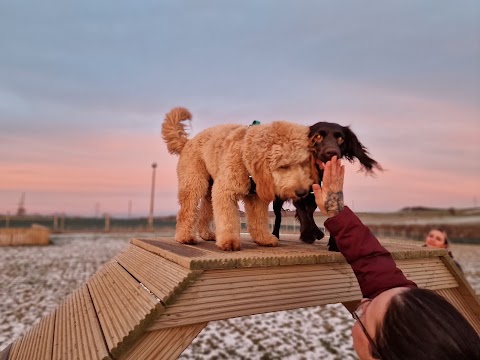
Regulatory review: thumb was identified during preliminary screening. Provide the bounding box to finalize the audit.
[312,183,327,216]
[312,183,321,195]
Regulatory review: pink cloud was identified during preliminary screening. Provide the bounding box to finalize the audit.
[0,131,182,215]
[1,93,478,216]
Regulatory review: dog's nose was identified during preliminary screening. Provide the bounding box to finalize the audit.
[325,150,341,160]
[295,189,309,198]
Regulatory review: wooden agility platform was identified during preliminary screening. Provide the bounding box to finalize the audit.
[2,234,479,360]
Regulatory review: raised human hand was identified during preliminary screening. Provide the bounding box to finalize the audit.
[312,156,345,217]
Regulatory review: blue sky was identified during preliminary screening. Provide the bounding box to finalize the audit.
[1,1,479,216]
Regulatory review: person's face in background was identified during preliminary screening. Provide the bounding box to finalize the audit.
[425,230,447,249]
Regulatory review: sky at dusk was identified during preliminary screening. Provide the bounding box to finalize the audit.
[1,1,479,217]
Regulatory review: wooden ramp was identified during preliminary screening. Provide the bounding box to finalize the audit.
[2,235,479,360]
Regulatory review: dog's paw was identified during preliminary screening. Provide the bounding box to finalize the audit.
[300,227,324,244]
[315,227,325,240]
[254,234,279,247]
[175,237,197,245]
[199,230,216,242]
[216,239,241,251]
[300,233,316,244]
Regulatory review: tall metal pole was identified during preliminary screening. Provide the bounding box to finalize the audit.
[148,162,157,231]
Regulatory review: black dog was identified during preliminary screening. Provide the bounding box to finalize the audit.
[272,122,382,251]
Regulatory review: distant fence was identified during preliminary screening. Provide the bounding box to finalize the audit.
[2,215,304,234]
[1,215,176,233]
[0,224,50,246]
[2,214,479,244]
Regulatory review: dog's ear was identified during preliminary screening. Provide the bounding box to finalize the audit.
[342,126,383,173]
[310,152,320,184]
[252,161,276,203]
[242,125,276,203]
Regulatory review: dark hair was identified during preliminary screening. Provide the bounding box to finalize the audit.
[375,288,480,360]
[435,228,449,245]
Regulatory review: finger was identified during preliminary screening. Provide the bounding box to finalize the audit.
[330,156,338,179]
[336,158,342,181]
[323,160,332,188]
[336,156,342,174]
[340,164,345,188]
[312,184,327,215]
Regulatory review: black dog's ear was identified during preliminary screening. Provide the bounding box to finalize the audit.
[342,126,382,174]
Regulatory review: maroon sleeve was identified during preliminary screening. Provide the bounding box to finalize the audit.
[325,206,417,298]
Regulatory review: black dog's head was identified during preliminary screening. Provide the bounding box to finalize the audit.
[308,122,382,178]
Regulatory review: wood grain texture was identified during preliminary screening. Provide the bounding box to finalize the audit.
[53,284,111,360]
[87,260,163,358]
[131,235,448,270]
[118,323,208,360]
[115,244,202,305]
[149,258,458,330]
[8,311,55,360]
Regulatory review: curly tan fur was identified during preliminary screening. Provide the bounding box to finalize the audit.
[162,107,192,154]
[162,107,313,251]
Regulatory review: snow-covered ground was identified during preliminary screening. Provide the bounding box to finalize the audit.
[1,234,478,359]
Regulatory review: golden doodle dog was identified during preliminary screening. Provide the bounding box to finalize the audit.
[162,107,313,251]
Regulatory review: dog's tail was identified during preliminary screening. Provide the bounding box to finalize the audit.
[162,107,192,155]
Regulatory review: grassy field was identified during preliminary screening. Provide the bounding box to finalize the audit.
[1,229,479,359]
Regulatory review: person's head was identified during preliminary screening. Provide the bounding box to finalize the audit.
[351,287,480,360]
[424,228,449,249]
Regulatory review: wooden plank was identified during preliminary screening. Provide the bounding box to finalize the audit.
[441,256,480,317]
[150,290,363,330]
[87,260,164,358]
[170,276,458,302]
[168,261,455,299]
[149,259,457,331]
[53,284,111,360]
[0,344,12,360]
[118,323,208,360]
[115,244,202,305]
[8,310,55,360]
[435,288,480,335]
[192,259,450,282]
[164,276,457,313]
[188,266,449,285]
[131,235,447,270]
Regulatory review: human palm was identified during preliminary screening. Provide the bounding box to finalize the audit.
[312,156,345,217]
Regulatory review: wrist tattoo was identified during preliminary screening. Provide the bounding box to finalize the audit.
[325,191,344,217]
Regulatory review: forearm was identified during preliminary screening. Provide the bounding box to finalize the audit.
[325,206,417,298]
